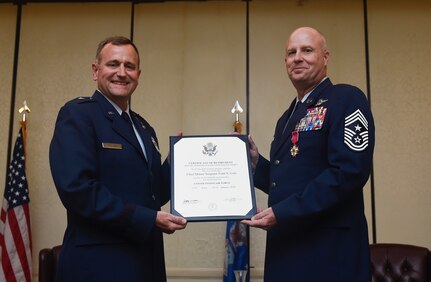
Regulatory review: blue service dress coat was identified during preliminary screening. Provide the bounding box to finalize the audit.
[254,78,375,282]
[49,90,170,282]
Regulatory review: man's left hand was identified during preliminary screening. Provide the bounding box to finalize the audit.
[241,207,277,230]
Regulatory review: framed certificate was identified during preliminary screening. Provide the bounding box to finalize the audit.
[170,134,256,222]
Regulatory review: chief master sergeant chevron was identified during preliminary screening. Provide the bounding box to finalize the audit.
[242,27,375,281]
[49,36,187,282]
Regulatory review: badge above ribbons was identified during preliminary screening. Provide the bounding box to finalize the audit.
[344,109,369,151]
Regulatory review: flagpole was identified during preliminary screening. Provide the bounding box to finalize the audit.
[225,101,249,282]
[6,0,23,171]
[244,0,251,279]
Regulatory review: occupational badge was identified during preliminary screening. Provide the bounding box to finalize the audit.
[344,109,369,151]
[315,99,328,106]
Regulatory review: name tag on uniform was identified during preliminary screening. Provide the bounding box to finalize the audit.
[102,143,123,150]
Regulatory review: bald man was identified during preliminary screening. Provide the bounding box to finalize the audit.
[243,27,374,281]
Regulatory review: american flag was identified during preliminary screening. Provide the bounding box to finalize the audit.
[0,127,32,282]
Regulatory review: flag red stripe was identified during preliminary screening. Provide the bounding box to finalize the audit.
[1,205,14,282]
[0,206,6,225]
[1,217,18,282]
[7,207,31,282]
[18,205,32,282]
[23,205,32,251]
[1,239,16,282]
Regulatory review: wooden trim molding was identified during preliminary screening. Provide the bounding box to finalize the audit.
[166,267,264,278]
[32,267,264,280]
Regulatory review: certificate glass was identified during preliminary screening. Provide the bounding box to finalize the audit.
[170,135,256,221]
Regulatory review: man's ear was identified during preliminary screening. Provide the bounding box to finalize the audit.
[92,63,98,81]
[323,50,330,66]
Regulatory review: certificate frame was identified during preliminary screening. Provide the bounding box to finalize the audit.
[170,134,256,222]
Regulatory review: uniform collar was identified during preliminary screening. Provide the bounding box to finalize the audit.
[96,89,130,115]
[298,76,328,104]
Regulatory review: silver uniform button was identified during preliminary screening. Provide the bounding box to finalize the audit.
[274,160,280,166]
[271,182,277,188]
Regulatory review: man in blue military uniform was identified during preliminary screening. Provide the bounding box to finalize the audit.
[242,27,375,281]
[49,36,187,281]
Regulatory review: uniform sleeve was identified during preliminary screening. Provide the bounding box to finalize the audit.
[159,159,171,206]
[272,86,375,230]
[49,104,156,242]
[253,154,271,195]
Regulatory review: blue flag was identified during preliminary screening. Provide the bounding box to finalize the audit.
[223,220,249,282]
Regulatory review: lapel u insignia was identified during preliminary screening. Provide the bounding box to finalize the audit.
[151,137,161,154]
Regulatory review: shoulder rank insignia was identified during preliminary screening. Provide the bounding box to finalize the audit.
[344,109,369,151]
[76,96,94,103]
[138,121,146,129]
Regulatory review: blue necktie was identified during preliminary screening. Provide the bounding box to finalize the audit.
[282,101,301,135]
[121,111,133,127]
[121,112,148,160]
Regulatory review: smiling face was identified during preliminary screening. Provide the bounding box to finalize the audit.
[285,27,329,97]
[92,43,141,110]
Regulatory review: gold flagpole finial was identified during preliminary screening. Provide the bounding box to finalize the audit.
[19,100,31,122]
[231,100,243,134]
